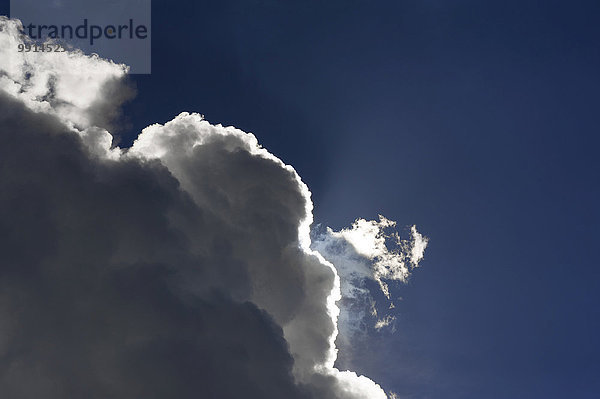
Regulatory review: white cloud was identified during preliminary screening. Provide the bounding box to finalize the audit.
[374,315,396,331]
[0,17,128,131]
[312,216,428,340]
[409,224,428,267]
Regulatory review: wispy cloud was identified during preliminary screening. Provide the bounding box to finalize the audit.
[312,216,428,337]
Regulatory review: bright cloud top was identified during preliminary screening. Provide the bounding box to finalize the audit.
[0,17,128,129]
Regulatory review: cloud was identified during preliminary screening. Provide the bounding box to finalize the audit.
[0,17,129,131]
[312,217,428,341]
[0,17,426,398]
[0,90,312,399]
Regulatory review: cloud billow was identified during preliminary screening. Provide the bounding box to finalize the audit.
[0,17,425,399]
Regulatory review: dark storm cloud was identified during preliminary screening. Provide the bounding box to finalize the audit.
[0,92,314,399]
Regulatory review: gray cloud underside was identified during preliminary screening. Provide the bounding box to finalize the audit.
[0,93,310,398]
[0,91,386,398]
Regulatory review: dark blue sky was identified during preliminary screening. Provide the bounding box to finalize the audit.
[4,1,600,397]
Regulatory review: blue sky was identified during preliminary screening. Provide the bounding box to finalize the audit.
[3,1,599,397]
